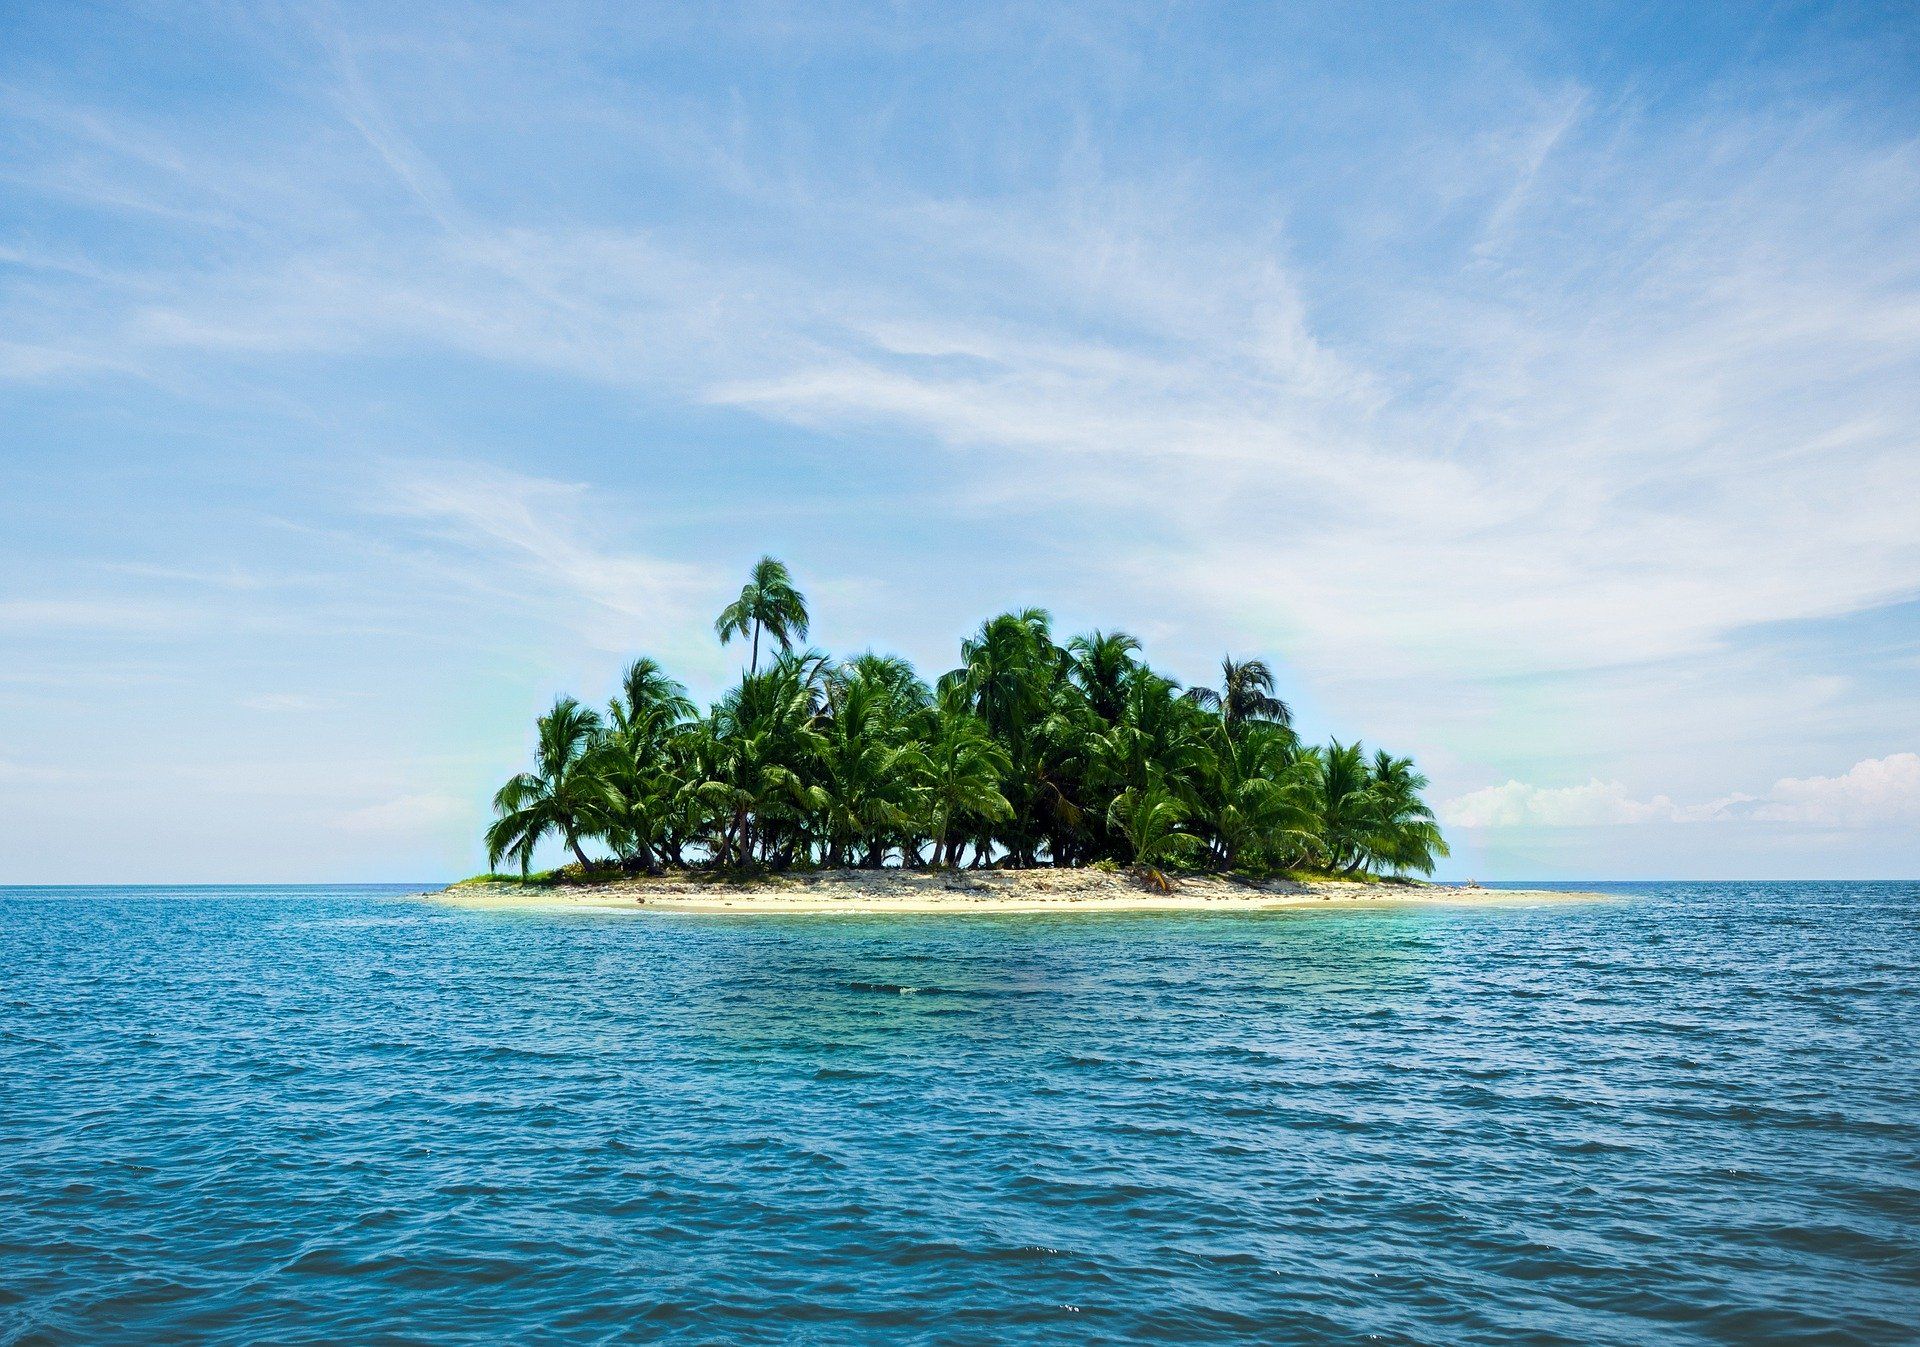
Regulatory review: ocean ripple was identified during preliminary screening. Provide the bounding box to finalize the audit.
[2,881,1917,1343]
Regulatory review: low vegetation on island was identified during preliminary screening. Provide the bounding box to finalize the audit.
[480,558,1447,889]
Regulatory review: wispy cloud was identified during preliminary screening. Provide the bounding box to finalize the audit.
[1472,85,1590,258]
[16,72,1908,692]
[1445,753,1920,830]
[3,4,1917,876]
[377,461,723,660]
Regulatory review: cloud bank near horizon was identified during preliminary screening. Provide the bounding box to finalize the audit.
[1444,753,1920,831]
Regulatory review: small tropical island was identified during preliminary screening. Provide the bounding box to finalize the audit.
[445,558,1573,913]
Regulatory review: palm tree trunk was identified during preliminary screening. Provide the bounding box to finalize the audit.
[566,834,591,869]
[750,621,761,676]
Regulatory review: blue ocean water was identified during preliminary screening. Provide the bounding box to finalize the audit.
[1,882,1915,1345]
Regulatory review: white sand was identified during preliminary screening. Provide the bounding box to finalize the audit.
[428,868,1603,915]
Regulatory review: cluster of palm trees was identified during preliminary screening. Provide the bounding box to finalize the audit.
[485,557,1447,883]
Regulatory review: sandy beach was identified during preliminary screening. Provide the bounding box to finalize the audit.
[429,868,1604,915]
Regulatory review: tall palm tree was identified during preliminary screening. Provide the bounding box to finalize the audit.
[1067,629,1141,724]
[1185,656,1291,733]
[815,671,917,866]
[715,556,810,675]
[920,706,1013,867]
[1313,740,1376,874]
[1194,722,1318,871]
[595,659,696,872]
[486,697,605,875]
[1362,750,1450,876]
[940,609,1062,865]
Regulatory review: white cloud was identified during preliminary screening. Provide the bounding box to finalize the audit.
[1445,753,1920,830]
[1752,753,1920,827]
[1443,778,1681,828]
[378,461,723,660]
[8,62,1916,696]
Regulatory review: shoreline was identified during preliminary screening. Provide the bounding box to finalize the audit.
[427,868,1607,915]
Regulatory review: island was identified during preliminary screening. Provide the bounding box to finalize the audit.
[444,557,1586,912]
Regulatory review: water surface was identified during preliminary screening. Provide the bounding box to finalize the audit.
[2,882,1915,1343]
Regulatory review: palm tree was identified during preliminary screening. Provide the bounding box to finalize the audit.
[1185,656,1291,733]
[815,670,918,866]
[1313,740,1376,875]
[611,657,696,733]
[486,697,605,875]
[838,651,933,724]
[595,659,696,872]
[1108,782,1194,890]
[1091,671,1208,799]
[702,654,827,868]
[920,706,1013,867]
[1193,723,1318,872]
[940,609,1062,865]
[942,609,1058,744]
[481,575,1449,885]
[1361,750,1450,876]
[1067,629,1141,724]
[715,556,810,675]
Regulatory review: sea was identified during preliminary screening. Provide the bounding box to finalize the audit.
[1,881,1915,1344]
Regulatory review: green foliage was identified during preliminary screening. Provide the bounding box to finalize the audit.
[1310,742,1450,877]
[482,556,1448,882]
[485,696,604,876]
[1184,656,1292,731]
[714,555,810,675]
[1108,782,1198,889]
[453,870,561,887]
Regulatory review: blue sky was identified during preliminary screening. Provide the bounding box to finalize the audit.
[3,1,1917,882]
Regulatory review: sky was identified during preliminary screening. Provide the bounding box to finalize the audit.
[2,1,1917,883]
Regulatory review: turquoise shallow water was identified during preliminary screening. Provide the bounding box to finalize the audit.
[2,882,1916,1344]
